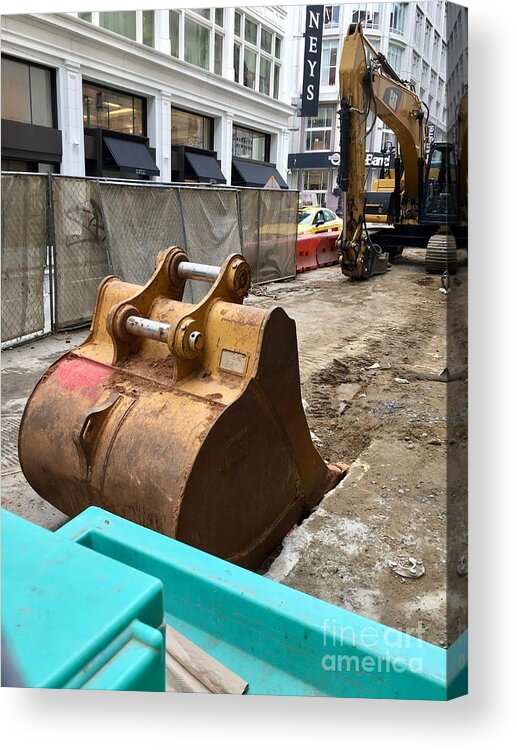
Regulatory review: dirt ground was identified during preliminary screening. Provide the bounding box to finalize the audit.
[250,249,468,647]
[1,248,467,647]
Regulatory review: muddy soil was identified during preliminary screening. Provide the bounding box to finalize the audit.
[251,249,468,646]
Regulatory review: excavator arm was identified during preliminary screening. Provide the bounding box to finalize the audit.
[337,24,426,279]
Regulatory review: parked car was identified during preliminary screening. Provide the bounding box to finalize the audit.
[297,206,343,235]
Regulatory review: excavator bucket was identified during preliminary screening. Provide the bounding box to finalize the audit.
[19,248,345,569]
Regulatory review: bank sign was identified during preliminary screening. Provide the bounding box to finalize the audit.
[300,6,324,117]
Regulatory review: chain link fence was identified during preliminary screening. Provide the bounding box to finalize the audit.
[51,176,110,330]
[98,182,185,285]
[1,173,298,342]
[1,173,49,344]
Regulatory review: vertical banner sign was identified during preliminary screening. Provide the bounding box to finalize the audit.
[300,6,324,117]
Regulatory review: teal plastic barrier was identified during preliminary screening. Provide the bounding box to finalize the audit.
[55,507,467,699]
[2,511,165,691]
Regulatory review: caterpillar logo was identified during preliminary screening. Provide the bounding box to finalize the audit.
[383,87,402,113]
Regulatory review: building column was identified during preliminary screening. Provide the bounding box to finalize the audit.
[155,9,171,55]
[56,63,85,176]
[214,111,233,185]
[148,90,171,183]
[275,127,290,178]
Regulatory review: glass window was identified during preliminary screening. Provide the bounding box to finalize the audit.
[215,8,224,27]
[424,20,432,57]
[352,4,380,30]
[302,170,328,204]
[273,64,280,99]
[245,19,257,45]
[412,51,420,79]
[235,11,242,36]
[30,67,53,127]
[78,12,92,23]
[389,3,406,35]
[259,57,271,95]
[99,11,137,40]
[82,82,144,135]
[243,48,256,89]
[321,40,338,86]
[1,57,31,123]
[324,6,340,29]
[275,36,282,59]
[192,9,210,20]
[387,44,403,76]
[422,62,429,86]
[184,17,210,70]
[1,57,54,127]
[143,11,154,48]
[172,107,213,150]
[214,33,224,77]
[261,28,272,54]
[233,125,269,161]
[414,8,424,48]
[234,43,241,83]
[170,11,179,57]
[305,107,333,151]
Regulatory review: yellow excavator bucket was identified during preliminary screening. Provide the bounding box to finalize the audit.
[19,248,345,569]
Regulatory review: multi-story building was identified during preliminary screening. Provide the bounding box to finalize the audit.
[286,2,452,210]
[1,8,293,187]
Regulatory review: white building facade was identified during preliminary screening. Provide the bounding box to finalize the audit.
[1,8,294,187]
[285,2,453,210]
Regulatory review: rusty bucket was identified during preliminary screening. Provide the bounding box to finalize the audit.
[19,248,344,569]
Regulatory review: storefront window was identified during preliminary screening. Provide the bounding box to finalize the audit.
[185,17,210,70]
[305,107,333,151]
[83,82,144,135]
[302,170,328,205]
[1,57,54,127]
[99,12,137,40]
[172,108,213,150]
[233,125,269,162]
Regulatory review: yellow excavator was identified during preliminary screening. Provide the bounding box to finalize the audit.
[336,24,467,279]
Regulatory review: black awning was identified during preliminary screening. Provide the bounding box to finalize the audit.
[185,151,226,184]
[232,158,288,189]
[103,135,160,176]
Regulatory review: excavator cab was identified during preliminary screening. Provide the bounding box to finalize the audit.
[420,142,460,225]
